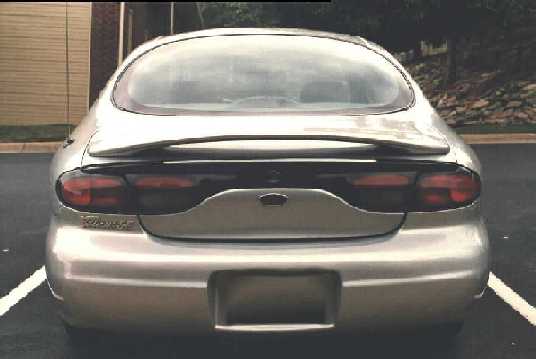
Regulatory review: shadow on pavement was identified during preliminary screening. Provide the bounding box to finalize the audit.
[66,331,462,359]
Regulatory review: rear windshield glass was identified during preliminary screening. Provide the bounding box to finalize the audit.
[113,35,413,115]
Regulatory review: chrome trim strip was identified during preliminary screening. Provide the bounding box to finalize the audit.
[214,323,334,332]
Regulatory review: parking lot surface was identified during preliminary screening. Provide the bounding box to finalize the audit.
[0,145,535,358]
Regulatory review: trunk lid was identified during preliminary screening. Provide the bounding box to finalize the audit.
[81,160,461,241]
[82,113,450,241]
[140,187,403,240]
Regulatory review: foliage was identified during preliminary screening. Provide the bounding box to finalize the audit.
[199,1,534,50]
[198,1,535,83]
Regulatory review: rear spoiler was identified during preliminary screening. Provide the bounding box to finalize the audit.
[87,113,450,157]
[88,134,449,157]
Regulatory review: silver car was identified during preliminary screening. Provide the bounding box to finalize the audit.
[46,28,489,341]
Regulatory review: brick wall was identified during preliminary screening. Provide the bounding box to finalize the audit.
[89,2,119,107]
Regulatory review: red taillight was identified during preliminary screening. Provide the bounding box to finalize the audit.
[132,175,194,189]
[347,169,480,212]
[417,172,480,209]
[61,176,91,206]
[58,172,127,211]
[127,174,203,214]
[349,172,415,212]
[56,166,481,215]
[353,173,412,187]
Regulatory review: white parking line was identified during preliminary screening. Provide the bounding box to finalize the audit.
[1,267,535,327]
[0,265,46,317]
[487,272,536,326]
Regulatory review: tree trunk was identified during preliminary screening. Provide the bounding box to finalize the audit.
[413,40,423,60]
[174,2,204,33]
[445,35,458,85]
[516,46,524,73]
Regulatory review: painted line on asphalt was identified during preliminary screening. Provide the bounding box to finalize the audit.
[1,267,535,327]
[487,272,536,326]
[0,266,46,317]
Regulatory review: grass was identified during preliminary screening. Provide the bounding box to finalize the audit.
[1,123,536,143]
[0,125,74,143]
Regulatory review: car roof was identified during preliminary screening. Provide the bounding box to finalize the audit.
[149,27,368,48]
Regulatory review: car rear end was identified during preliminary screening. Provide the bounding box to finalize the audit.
[45,29,489,336]
[47,152,488,335]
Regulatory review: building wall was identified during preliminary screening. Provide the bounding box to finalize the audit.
[0,2,91,125]
[89,2,119,107]
[88,2,170,108]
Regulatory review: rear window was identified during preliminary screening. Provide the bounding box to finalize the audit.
[113,35,413,115]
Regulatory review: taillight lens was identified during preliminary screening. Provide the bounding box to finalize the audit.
[57,171,213,214]
[132,175,195,189]
[352,173,412,187]
[347,169,480,212]
[56,166,480,214]
[128,174,205,214]
[58,172,128,212]
[350,172,415,212]
[417,171,480,210]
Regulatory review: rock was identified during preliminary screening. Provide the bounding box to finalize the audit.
[446,118,457,126]
[506,100,523,108]
[515,112,529,120]
[472,99,489,109]
[527,111,536,122]
[464,120,481,126]
[437,96,456,109]
[466,110,478,119]
[489,111,507,121]
[457,83,471,94]
[488,117,508,125]
[489,103,502,110]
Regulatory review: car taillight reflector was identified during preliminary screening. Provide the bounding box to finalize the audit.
[417,172,480,209]
[133,175,195,189]
[346,172,415,212]
[56,165,481,215]
[58,173,127,211]
[352,173,413,187]
[346,169,480,212]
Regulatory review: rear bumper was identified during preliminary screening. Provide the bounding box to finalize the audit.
[46,205,489,335]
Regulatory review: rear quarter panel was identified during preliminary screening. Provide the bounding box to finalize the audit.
[49,106,97,214]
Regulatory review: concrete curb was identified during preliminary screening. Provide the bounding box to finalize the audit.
[460,133,536,144]
[1,134,536,154]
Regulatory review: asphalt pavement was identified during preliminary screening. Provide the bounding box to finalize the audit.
[0,146,535,358]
